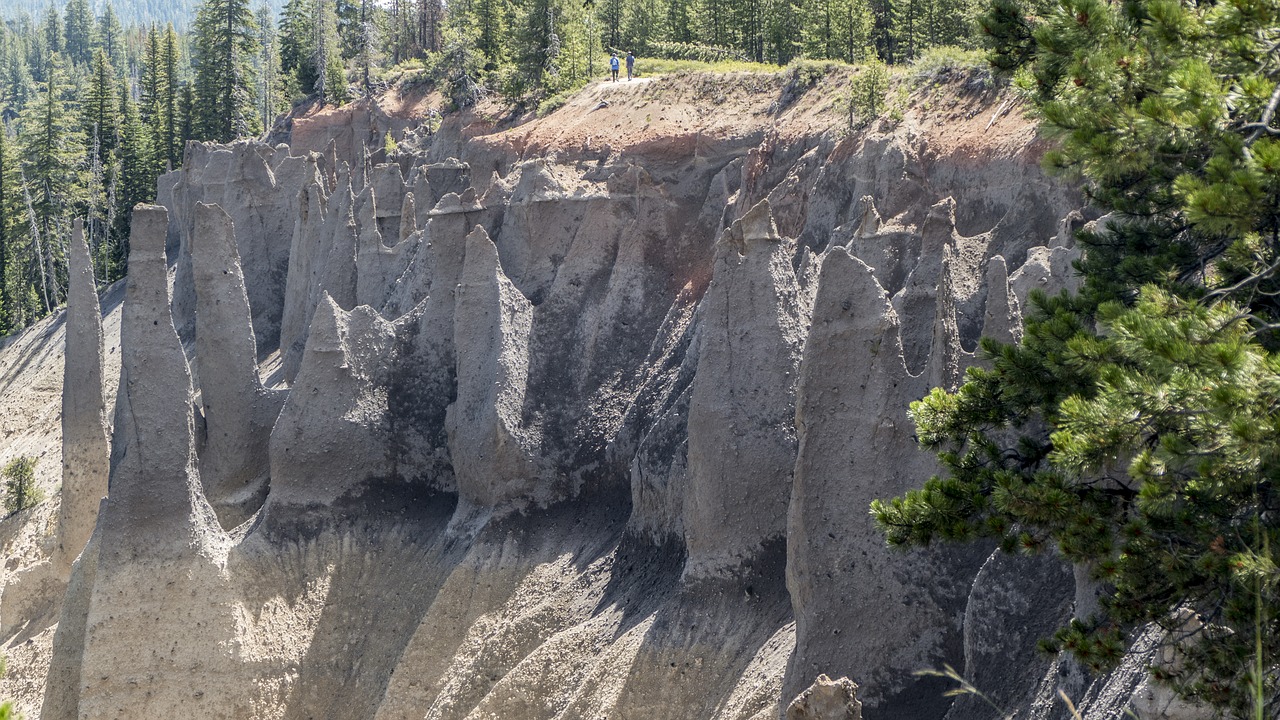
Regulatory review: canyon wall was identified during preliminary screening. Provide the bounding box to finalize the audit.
[0,71,1163,719]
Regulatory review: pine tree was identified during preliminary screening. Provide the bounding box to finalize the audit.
[623,0,667,55]
[62,0,92,66]
[0,126,13,335]
[417,0,444,54]
[279,0,318,94]
[866,0,893,61]
[874,0,1280,712]
[513,0,559,92]
[17,53,82,312]
[800,0,872,62]
[140,24,161,124]
[255,3,286,130]
[666,0,694,43]
[112,93,149,274]
[95,3,125,70]
[891,0,918,61]
[470,0,512,66]
[2,29,35,112]
[310,0,346,104]
[599,0,624,50]
[42,2,62,56]
[336,0,362,60]
[177,83,195,149]
[191,0,259,141]
[155,24,180,169]
[82,49,119,157]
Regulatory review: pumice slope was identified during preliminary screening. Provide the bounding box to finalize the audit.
[0,69,1163,719]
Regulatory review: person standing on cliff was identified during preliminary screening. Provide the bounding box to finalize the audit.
[626,51,636,80]
[610,53,620,81]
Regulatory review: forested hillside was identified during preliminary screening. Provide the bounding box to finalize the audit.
[0,0,286,28]
[0,0,980,339]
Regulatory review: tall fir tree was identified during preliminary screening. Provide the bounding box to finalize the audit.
[417,0,444,54]
[62,0,92,66]
[82,48,119,157]
[875,0,1280,711]
[255,3,286,130]
[191,0,259,141]
[42,2,62,56]
[279,0,318,94]
[140,24,161,125]
[17,53,82,312]
[154,24,180,170]
[112,93,149,276]
[514,0,559,92]
[0,125,13,334]
[94,3,125,71]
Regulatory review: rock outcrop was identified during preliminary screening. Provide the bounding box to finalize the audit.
[0,72,1144,720]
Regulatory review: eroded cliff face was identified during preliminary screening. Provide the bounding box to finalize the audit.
[0,71,1143,719]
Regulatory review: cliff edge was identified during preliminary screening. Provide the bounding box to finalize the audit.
[0,68,1152,720]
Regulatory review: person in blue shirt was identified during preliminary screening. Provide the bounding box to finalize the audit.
[626,51,635,80]
[610,53,620,81]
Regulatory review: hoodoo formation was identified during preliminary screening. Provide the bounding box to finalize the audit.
[0,71,1168,719]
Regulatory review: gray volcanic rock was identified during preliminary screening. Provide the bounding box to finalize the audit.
[266,295,395,512]
[0,76,1142,720]
[787,674,862,720]
[79,205,239,718]
[169,142,298,355]
[279,178,329,381]
[0,220,110,641]
[101,205,224,563]
[191,203,285,527]
[53,219,110,571]
[445,226,546,517]
[684,200,808,579]
[785,248,977,715]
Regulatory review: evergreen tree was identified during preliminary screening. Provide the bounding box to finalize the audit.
[139,24,161,124]
[514,0,559,92]
[0,125,13,334]
[623,0,667,55]
[255,3,285,130]
[2,29,35,110]
[190,0,259,141]
[279,0,318,94]
[336,0,362,61]
[666,0,694,43]
[176,83,195,149]
[866,0,892,61]
[800,0,872,62]
[62,0,92,66]
[417,0,444,54]
[42,1,62,56]
[891,0,918,61]
[95,3,125,70]
[112,93,149,273]
[310,0,346,103]
[470,0,512,66]
[874,0,1280,712]
[155,24,180,169]
[599,0,623,50]
[17,53,81,312]
[83,49,119,157]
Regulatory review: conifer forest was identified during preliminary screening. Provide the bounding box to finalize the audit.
[0,0,981,338]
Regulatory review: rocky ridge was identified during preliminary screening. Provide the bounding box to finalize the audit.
[0,70,1164,719]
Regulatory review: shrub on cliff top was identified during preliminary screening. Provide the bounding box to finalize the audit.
[844,58,890,130]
